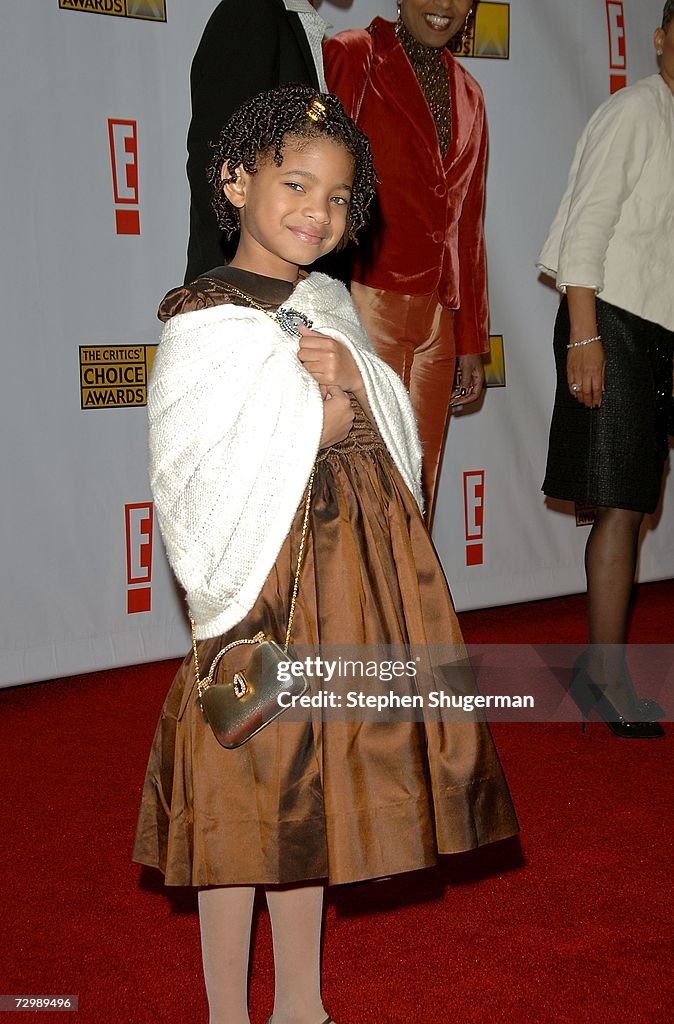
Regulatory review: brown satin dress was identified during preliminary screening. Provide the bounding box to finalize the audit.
[132,267,517,887]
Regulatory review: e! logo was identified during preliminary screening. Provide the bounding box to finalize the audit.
[125,503,153,613]
[108,119,141,234]
[463,471,485,567]
[606,1,627,93]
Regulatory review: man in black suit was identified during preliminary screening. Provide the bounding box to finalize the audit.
[184,0,325,282]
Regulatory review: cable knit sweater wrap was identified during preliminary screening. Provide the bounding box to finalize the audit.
[148,272,423,639]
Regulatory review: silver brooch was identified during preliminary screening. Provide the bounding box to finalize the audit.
[274,306,313,338]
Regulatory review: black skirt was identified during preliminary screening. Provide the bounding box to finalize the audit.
[543,297,674,514]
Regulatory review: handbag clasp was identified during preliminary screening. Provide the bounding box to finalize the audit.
[233,673,249,699]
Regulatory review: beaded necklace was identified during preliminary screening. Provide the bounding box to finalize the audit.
[396,20,451,156]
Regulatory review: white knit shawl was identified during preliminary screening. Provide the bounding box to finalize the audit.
[149,273,423,639]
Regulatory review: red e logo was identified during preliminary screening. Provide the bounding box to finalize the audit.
[463,471,485,566]
[606,1,627,93]
[108,119,141,235]
[125,503,153,613]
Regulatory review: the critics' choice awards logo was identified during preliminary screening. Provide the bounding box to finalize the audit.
[79,345,157,409]
[450,2,510,60]
[125,503,153,614]
[108,119,140,235]
[463,472,485,567]
[575,503,597,527]
[484,335,506,388]
[58,0,166,22]
[606,1,627,93]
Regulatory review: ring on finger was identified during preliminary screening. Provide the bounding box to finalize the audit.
[571,383,580,392]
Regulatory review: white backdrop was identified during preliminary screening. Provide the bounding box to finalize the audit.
[1,0,671,687]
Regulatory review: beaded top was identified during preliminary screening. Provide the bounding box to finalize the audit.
[396,20,451,156]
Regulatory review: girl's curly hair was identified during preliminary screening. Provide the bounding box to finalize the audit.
[206,84,376,245]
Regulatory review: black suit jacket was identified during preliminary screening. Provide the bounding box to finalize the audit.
[184,0,320,283]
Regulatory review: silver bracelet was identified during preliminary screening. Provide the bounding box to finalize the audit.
[567,334,601,349]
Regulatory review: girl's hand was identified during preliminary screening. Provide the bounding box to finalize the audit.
[450,353,485,407]
[319,385,354,448]
[298,325,362,392]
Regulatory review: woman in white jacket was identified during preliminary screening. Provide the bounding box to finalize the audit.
[538,1,674,739]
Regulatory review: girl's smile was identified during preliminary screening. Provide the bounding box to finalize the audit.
[224,136,354,281]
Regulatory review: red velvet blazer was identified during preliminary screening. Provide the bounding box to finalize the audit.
[324,18,489,356]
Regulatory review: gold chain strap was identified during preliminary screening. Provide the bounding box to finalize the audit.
[283,466,315,650]
[191,466,316,698]
[223,281,314,338]
[223,282,279,316]
[191,281,314,699]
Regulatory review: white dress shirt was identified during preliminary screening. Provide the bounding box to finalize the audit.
[538,74,674,332]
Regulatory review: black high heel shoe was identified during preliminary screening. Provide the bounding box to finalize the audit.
[569,655,665,739]
[636,697,666,721]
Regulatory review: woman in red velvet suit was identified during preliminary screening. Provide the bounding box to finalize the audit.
[324,1,487,523]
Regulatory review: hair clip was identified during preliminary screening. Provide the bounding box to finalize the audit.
[306,98,327,124]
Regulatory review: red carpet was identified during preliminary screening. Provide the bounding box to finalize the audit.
[1,581,672,1023]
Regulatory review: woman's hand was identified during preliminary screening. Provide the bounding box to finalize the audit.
[567,340,605,408]
[566,286,605,408]
[319,385,354,448]
[298,325,362,392]
[450,353,485,407]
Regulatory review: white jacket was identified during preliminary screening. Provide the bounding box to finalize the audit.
[148,273,423,639]
[537,74,674,332]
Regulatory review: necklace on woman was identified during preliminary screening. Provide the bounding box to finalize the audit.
[396,20,452,155]
[223,281,314,338]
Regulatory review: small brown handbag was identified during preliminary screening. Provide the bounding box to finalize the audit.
[191,468,315,749]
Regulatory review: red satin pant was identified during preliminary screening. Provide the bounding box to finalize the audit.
[351,282,457,526]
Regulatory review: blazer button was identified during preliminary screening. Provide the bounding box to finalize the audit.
[432,231,443,243]
[434,183,447,198]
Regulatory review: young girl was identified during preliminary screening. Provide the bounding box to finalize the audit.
[134,85,517,1024]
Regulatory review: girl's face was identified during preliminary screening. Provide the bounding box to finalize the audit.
[655,20,674,94]
[400,0,473,49]
[223,136,354,281]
